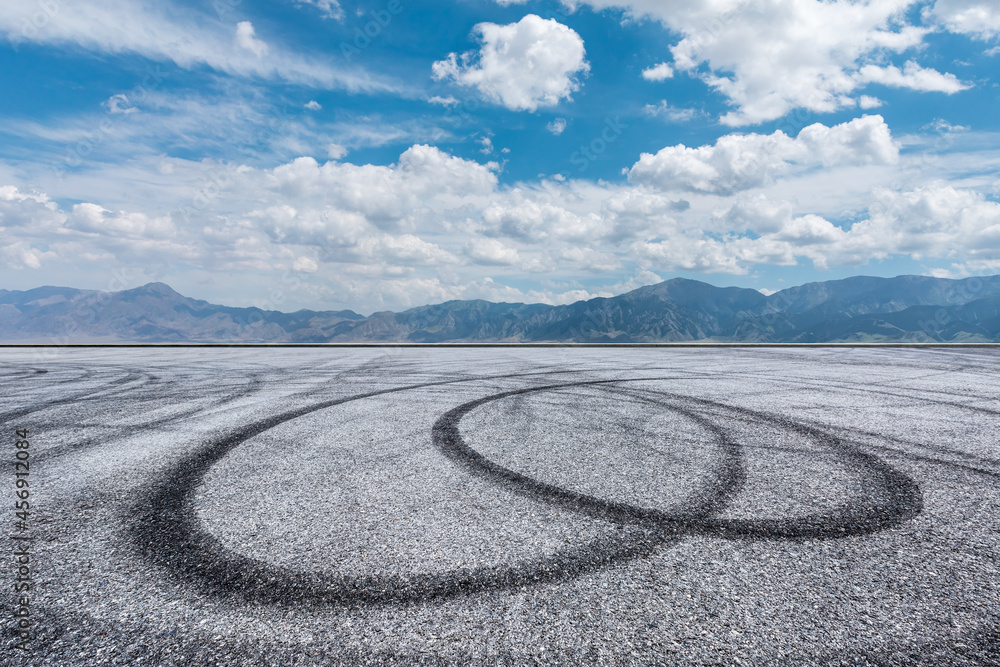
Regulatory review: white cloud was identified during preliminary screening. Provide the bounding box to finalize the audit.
[688,184,1000,272]
[858,95,884,109]
[68,202,176,239]
[264,146,499,231]
[305,100,322,111]
[0,239,58,270]
[293,256,319,273]
[859,182,1000,258]
[547,118,568,135]
[0,0,392,92]
[609,269,663,294]
[235,21,268,58]
[432,15,590,112]
[4,122,999,312]
[629,115,899,195]
[428,96,460,107]
[465,238,521,265]
[0,187,195,272]
[2,86,454,177]
[565,0,965,125]
[326,143,348,160]
[641,62,674,81]
[922,118,970,134]
[294,0,344,21]
[356,234,459,267]
[926,0,1000,40]
[104,93,138,114]
[0,186,63,230]
[643,100,699,123]
[556,246,621,272]
[482,200,566,242]
[857,61,969,93]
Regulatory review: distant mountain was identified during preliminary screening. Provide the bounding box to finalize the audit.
[3,275,1000,343]
[0,283,363,343]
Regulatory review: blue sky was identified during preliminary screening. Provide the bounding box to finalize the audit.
[1,0,999,313]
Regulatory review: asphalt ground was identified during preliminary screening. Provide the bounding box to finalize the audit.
[1,347,998,665]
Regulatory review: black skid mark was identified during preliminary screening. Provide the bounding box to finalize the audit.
[131,376,923,609]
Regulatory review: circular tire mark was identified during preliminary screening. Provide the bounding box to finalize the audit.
[436,381,923,540]
[132,377,922,608]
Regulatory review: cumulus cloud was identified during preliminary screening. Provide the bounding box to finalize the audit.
[3,125,998,311]
[432,15,589,112]
[858,95,884,109]
[609,269,664,294]
[482,200,568,242]
[857,61,968,93]
[68,203,176,239]
[293,256,319,273]
[0,186,64,230]
[355,234,458,267]
[564,0,966,125]
[326,143,348,160]
[265,146,499,231]
[465,238,521,265]
[556,246,621,272]
[860,183,1000,258]
[698,184,1000,272]
[630,183,1000,274]
[0,186,192,271]
[547,118,568,135]
[0,146,501,282]
[926,0,1000,40]
[629,115,899,195]
[641,62,674,81]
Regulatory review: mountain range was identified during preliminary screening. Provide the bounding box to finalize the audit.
[3,275,1000,343]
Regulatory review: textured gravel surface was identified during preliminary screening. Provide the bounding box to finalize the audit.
[1,347,999,665]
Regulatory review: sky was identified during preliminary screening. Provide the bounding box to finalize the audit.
[1,0,999,314]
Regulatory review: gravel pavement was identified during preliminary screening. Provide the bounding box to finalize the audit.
[1,347,998,665]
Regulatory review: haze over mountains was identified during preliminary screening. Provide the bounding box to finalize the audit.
[3,275,1000,344]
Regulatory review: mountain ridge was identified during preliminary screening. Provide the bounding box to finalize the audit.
[3,275,1000,343]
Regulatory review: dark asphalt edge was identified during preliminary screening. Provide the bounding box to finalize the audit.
[4,343,1000,348]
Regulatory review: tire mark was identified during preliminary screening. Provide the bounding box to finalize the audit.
[0,368,150,425]
[131,376,703,607]
[441,382,922,541]
[33,372,269,464]
[132,376,921,609]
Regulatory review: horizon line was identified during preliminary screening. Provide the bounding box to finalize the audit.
[2,343,999,349]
